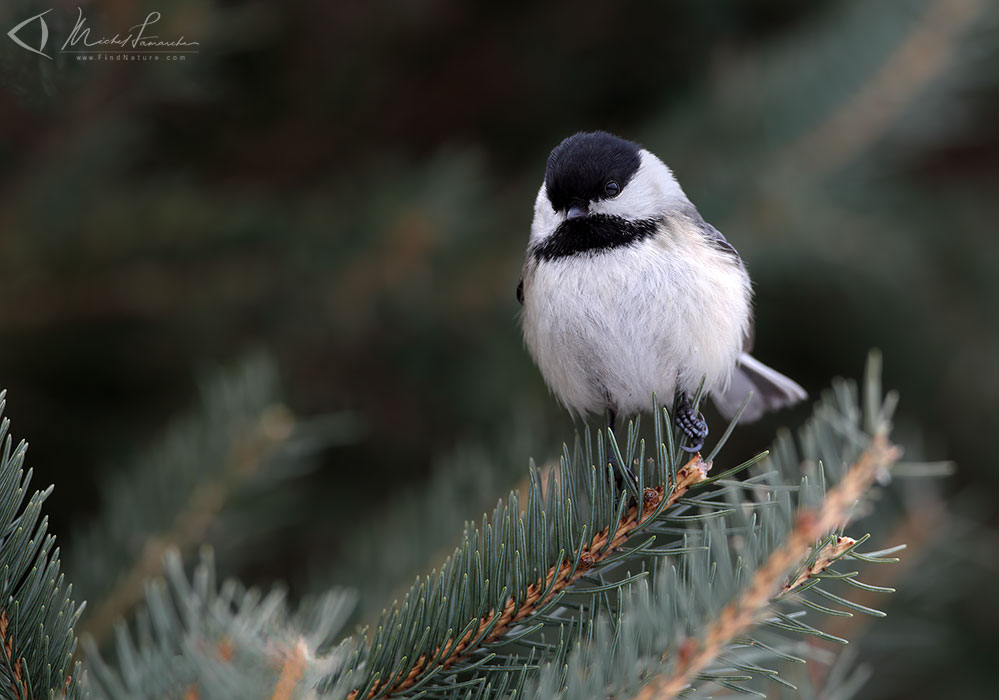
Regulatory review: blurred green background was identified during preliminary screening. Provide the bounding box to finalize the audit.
[0,0,996,697]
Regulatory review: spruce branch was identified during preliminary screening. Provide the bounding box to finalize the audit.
[632,434,900,700]
[348,457,711,700]
[0,392,85,700]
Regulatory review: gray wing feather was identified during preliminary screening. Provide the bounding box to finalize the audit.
[685,205,742,264]
[704,222,740,260]
[685,206,754,349]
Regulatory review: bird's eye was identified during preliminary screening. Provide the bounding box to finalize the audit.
[604,180,620,197]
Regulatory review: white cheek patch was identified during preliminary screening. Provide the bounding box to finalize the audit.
[590,150,687,221]
[529,183,564,246]
[591,176,657,220]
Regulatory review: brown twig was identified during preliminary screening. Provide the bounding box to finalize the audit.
[347,456,712,700]
[781,535,857,596]
[804,493,946,690]
[632,433,901,700]
[80,404,295,644]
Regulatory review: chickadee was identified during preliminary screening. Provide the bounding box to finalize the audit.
[518,131,806,451]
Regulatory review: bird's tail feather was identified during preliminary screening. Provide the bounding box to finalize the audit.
[713,353,807,422]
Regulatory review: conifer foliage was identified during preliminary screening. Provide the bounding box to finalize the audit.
[0,393,84,700]
[0,354,916,699]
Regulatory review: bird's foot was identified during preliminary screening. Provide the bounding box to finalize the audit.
[675,395,708,453]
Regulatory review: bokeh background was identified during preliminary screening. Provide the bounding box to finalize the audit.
[0,0,996,698]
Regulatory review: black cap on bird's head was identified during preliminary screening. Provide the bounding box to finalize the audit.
[545,131,643,217]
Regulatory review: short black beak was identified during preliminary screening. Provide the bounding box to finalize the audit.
[566,203,589,220]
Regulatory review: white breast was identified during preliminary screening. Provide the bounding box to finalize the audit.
[521,218,751,417]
